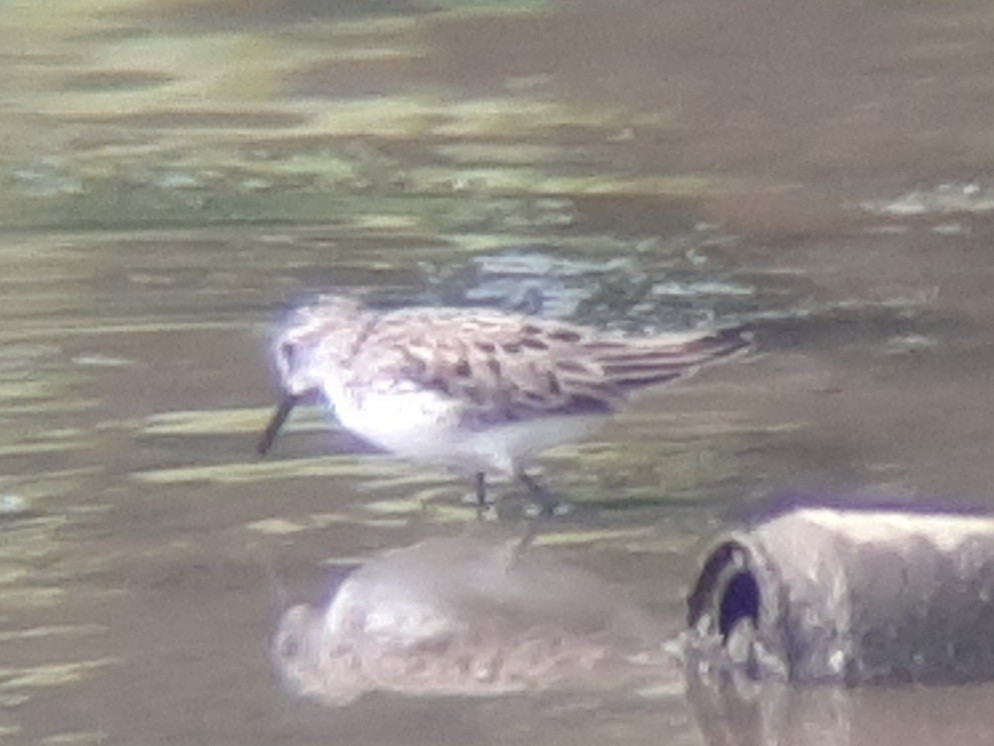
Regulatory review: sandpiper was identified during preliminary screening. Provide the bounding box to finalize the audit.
[258,295,749,511]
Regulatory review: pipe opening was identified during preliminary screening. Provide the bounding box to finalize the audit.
[719,570,760,638]
[687,541,761,639]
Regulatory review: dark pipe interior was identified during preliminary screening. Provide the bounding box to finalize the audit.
[687,541,761,641]
[719,570,760,638]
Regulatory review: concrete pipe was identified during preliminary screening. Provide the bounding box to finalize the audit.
[685,506,994,684]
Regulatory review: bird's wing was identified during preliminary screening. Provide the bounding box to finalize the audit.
[582,326,750,389]
[350,309,748,427]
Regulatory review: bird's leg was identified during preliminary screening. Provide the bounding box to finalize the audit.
[475,471,489,511]
[516,469,560,516]
[511,518,540,564]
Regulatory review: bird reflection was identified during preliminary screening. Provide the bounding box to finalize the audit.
[272,532,673,705]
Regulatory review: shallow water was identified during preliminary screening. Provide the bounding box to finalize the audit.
[4,0,994,743]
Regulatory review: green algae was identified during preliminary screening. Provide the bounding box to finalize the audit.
[143,407,327,437]
[532,527,656,548]
[0,659,116,691]
[131,455,407,485]
[0,0,714,233]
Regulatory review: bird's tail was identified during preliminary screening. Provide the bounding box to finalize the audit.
[590,326,751,389]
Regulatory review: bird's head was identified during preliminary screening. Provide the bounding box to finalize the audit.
[258,295,369,455]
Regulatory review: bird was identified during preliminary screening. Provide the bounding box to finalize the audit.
[257,295,749,512]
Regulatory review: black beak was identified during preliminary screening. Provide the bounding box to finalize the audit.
[257,394,301,455]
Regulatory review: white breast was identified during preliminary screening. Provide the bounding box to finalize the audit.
[321,378,602,475]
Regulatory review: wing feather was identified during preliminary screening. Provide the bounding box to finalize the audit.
[349,308,748,426]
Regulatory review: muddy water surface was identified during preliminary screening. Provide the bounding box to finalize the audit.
[3,0,994,743]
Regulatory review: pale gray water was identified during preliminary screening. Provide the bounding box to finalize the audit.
[3,0,994,743]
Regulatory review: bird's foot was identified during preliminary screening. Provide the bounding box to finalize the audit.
[516,470,569,517]
[466,472,495,520]
[465,471,571,520]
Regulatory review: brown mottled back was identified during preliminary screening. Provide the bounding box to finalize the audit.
[346,307,749,427]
